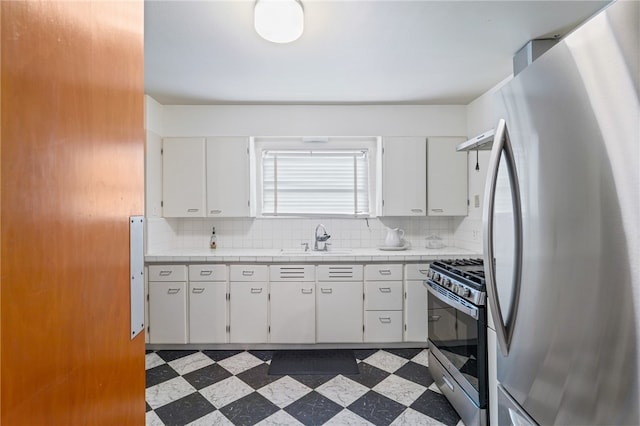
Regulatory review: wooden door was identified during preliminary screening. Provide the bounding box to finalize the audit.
[1,1,145,424]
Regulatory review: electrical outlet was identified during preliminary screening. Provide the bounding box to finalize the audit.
[472,230,479,240]
[474,195,480,208]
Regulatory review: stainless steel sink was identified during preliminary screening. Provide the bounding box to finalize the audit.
[279,249,353,256]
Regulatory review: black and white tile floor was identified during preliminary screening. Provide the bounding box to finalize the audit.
[146,348,464,426]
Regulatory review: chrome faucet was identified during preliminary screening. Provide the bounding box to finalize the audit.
[314,224,331,251]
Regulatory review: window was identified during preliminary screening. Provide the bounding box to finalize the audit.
[252,137,379,217]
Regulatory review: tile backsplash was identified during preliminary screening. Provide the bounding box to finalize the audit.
[146,216,483,253]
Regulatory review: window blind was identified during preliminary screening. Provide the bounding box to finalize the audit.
[262,150,370,216]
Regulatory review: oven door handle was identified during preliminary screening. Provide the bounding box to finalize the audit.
[426,283,478,320]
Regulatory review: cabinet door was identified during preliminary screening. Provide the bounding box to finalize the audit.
[404,280,428,342]
[162,138,206,217]
[316,282,363,343]
[149,281,188,343]
[206,137,250,217]
[382,137,426,216]
[229,281,268,343]
[189,282,227,343]
[270,282,315,343]
[427,137,468,216]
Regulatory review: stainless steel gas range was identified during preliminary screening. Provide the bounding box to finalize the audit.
[425,258,488,426]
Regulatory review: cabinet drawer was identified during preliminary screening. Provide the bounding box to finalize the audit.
[270,265,315,282]
[189,264,227,282]
[148,265,187,282]
[364,264,403,281]
[317,265,363,281]
[364,311,403,342]
[405,264,431,281]
[364,281,403,310]
[229,265,268,282]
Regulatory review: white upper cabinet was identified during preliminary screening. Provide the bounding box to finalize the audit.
[206,137,250,217]
[427,137,468,216]
[381,136,427,216]
[162,138,206,217]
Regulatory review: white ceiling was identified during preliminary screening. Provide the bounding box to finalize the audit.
[144,0,611,106]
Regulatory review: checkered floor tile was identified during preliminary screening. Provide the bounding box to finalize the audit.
[146,348,464,426]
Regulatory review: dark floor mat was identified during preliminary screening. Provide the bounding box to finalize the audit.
[268,349,359,375]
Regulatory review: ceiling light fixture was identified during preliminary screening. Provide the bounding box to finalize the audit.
[254,0,304,44]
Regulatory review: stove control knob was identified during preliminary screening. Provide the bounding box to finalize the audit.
[445,279,452,288]
[463,288,471,298]
[433,272,440,282]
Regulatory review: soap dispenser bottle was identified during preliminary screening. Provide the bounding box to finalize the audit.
[209,227,217,249]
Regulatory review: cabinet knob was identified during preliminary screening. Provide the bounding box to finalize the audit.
[210,209,222,214]
[379,287,392,293]
[321,288,333,294]
[192,288,205,294]
[187,208,199,212]
[167,288,181,295]
[250,287,262,293]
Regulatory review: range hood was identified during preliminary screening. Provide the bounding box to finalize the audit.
[456,128,495,152]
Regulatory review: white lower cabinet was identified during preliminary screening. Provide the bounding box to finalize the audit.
[229,265,268,343]
[148,265,188,344]
[404,264,430,342]
[316,282,364,343]
[364,264,403,342]
[188,265,228,344]
[269,265,315,343]
[316,265,364,343]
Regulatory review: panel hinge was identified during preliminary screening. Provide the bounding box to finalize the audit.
[147,294,149,301]
[405,324,407,331]
[226,293,230,301]
[468,199,470,206]
[161,148,163,155]
[160,201,163,207]
[363,325,365,332]
[268,326,271,333]
[268,294,271,301]
[226,325,230,333]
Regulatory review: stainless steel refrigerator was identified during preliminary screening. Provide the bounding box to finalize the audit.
[483,1,638,424]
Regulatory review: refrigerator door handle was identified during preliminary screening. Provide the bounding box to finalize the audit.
[483,119,524,357]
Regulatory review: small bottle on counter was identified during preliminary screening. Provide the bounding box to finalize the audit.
[209,227,217,249]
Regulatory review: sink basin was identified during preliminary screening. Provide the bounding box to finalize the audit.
[279,249,353,256]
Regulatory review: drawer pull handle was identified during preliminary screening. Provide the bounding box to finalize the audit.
[250,288,262,293]
[200,270,213,276]
[187,208,199,212]
[429,315,441,322]
[379,317,392,323]
[301,288,313,294]
[242,270,254,276]
[192,288,205,294]
[442,375,455,392]
[167,288,181,295]
[159,270,172,276]
[411,208,423,213]
[419,269,429,275]
[210,209,222,214]
[321,288,333,294]
[431,208,444,213]
[378,270,392,275]
[379,287,392,293]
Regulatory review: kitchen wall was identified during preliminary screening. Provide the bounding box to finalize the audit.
[145,94,508,254]
[453,76,513,253]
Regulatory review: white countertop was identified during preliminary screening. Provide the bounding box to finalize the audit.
[145,246,481,263]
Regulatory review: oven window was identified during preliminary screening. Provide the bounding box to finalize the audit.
[428,292,480,392]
